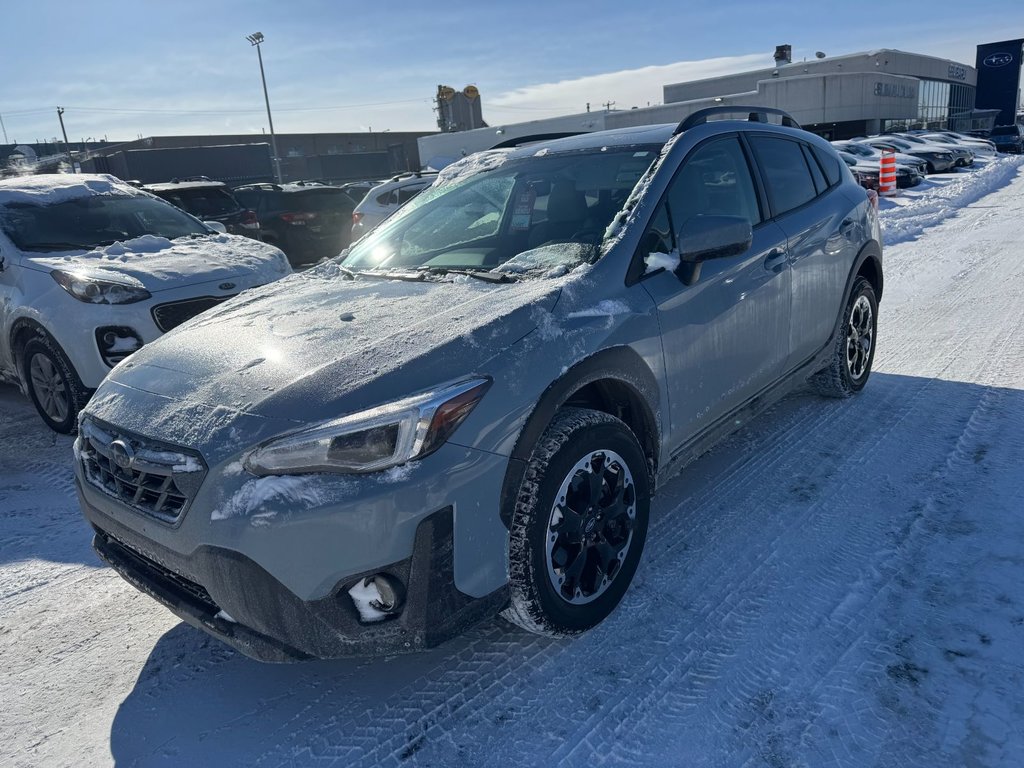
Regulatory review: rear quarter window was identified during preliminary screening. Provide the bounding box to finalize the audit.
[809,144,842,187]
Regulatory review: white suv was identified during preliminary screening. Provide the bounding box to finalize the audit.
[350,171,437,240]
[0,174,292,432]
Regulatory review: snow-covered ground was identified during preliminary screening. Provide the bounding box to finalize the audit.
[2,157,1024,767]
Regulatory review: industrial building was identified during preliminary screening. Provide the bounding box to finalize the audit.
[3,130,435,185]
[419,42,1017,168]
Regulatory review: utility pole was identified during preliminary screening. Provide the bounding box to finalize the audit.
[0,113,8,144]
[246,32,282,184]
[57,106,76,172]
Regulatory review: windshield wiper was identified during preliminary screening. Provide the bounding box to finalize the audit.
[21,241,96,252]
[419,267,517,284]
[352,268,426,282]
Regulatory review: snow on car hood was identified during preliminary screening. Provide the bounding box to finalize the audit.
[104,267,568,427]
[25,233,289,291]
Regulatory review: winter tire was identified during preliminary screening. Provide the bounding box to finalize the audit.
[22,335,90,434]
[503,407,650,637]
[811,276,878,398]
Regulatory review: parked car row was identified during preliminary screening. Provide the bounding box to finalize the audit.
[830,128,1006,193]
[140,174,443,267]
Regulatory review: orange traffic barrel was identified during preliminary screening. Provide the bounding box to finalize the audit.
[879,150,898,196]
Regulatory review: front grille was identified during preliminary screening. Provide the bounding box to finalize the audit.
[152,295,234,333]
[78,419,206,524]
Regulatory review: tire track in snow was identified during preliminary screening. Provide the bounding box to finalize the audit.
[247,379,915,766]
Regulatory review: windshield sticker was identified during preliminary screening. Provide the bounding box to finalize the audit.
[509,187,537,231]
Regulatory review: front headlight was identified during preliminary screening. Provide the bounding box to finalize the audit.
[244,377,491,476]
[51,270,151,305]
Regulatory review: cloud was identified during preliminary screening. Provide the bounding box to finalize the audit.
[485,53,770,119]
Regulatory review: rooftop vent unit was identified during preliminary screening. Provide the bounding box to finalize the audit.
[774,44,792,66]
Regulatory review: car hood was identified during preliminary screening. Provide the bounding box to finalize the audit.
[105,266,565,426]
[25,233,289,292]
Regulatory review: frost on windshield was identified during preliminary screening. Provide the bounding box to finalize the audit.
[434,149,512,188]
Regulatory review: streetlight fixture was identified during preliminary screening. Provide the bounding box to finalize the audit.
[246,31,282,183]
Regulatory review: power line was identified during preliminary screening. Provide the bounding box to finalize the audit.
[4,98,431,117]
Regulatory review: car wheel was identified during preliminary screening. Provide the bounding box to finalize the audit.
[810,276,878,398]
[503,407,650,637]
[22,335,90,434]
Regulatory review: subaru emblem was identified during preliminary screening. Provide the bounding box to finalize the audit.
[109,439,135,471]
[983,52,1013,67]
[219,282,236,291]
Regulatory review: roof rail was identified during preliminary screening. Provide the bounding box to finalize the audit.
[673,106,801,135]
[490,131,584,149]
[388,170,438,182]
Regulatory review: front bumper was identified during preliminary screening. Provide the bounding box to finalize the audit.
[87,498,508,662]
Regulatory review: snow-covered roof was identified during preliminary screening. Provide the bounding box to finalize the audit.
[0,173,134,206]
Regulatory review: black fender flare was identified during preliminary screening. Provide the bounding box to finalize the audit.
[831,239,883,339]
[9,317,57,381]
[498,345,661,528]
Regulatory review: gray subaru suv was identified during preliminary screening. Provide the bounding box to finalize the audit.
[75,107,882,661]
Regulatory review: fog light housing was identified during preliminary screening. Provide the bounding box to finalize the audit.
[347,573,405,623]
[95,326,144,367]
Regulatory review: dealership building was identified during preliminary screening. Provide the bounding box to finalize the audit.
[419,44,1013,167]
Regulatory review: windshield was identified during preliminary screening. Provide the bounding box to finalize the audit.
[991,125,1021,136]
[157,186,241,217]
[340,146,660,275]
[0,193,209,252]
[842,143,874,157]
[289,189,353,212]
[881,138,912,151]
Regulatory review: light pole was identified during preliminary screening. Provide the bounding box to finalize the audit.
[246,32,282,183]
[57,106,76,172]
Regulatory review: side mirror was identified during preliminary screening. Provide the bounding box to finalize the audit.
[676,215,753,285]
[204,221,228,234]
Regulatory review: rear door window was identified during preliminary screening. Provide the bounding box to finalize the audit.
[748,135,819,216]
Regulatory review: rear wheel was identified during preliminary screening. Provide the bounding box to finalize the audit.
[503,408,650,637]
[811,276,878,398]
[22,335,90,434]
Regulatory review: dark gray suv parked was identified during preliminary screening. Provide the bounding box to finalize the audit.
[75,108,883,661]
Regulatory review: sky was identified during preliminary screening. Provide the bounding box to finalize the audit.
[1,0,1021,145]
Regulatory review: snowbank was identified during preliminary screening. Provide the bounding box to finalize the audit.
[879,155,1024,246]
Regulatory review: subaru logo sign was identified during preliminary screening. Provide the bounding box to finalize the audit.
[109,439,135,470]
[983,52,1014,67]
[219,282,236,291]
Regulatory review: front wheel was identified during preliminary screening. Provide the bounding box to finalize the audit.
[22,335,90,433]
[811,276,878,398]
[503,407,650,637]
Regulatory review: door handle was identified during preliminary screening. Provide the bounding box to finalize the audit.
[763,248,787,270]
